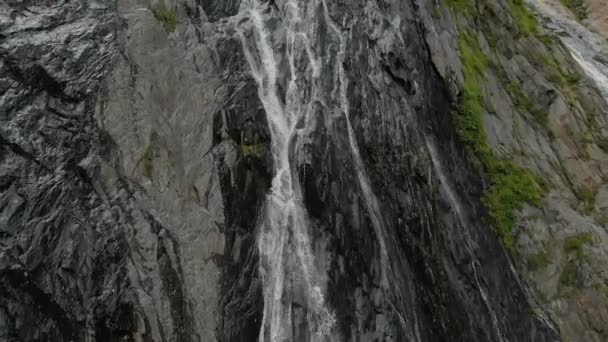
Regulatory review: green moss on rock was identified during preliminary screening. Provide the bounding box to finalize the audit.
[506,81,548,127]
[241,143,265,157]
[484,159,543,248]
[563,72,582,85]
[559,260,580,288]
[454,32,489,155]
[558,233,596,291]
[507,0,538,35]
[152,5,177,32]
[560,0,587,20]
[527,249,550,271]
[455,31,544,249]
[575,186,598,214]
[564,232,596,259]
[446,0,476,16]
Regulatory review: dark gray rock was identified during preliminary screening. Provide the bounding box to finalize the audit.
[0,1,134,340]
[3,0,605,341]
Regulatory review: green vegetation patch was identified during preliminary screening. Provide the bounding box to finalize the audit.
[445,0,476,15]
[559,233,596,291]
[454,32,489,155]
[536,34,557,48]
[484,159,543,248]
[575,186,598,214]
[560,0,587,20]
[596,138,608,152]
[564,232,596,259]
[563,72,582,85]
[548,70,582,88]
[559,260,580,288]
[454,31,544,249]
[432,6,442,18]
[152,4,177,32]
[532,50,582,89]
[505,81,548,127]
[595,213,608,228]
[241,143,265,157]
[527,249,550,271]
[445,0,542,40]
[507,0,538,35]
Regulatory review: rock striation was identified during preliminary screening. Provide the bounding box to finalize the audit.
[1,0,606,341]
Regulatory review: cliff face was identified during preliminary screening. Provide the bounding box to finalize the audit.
[0,0,606,341]
[424,0,608,340]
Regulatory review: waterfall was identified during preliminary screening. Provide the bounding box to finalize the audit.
[235,1,423,340]
[236,1,335,341]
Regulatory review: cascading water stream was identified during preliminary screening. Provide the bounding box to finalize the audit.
[236,1,335,341]
[319,2,422,340]
[425,139,504,342]
[236,1,424,340]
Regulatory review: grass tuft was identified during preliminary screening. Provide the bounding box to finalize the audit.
[563,72,582,85]
[505,81,548,127]
[484,158,543,248]
[454,31,489,155]
[446,0,476,15]
[152,5,177,32]
[559,233,596,291]
[527,249,550,271]
[559,260,580,288]
[564,232,596,258]
[575,186,598,214]
[507,0,538,35]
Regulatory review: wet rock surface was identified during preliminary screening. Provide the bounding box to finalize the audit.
[0,0,606,341]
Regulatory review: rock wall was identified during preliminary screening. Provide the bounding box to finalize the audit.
[0,0,606,341]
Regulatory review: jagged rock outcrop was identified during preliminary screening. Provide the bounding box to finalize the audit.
[0,0,606,341]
